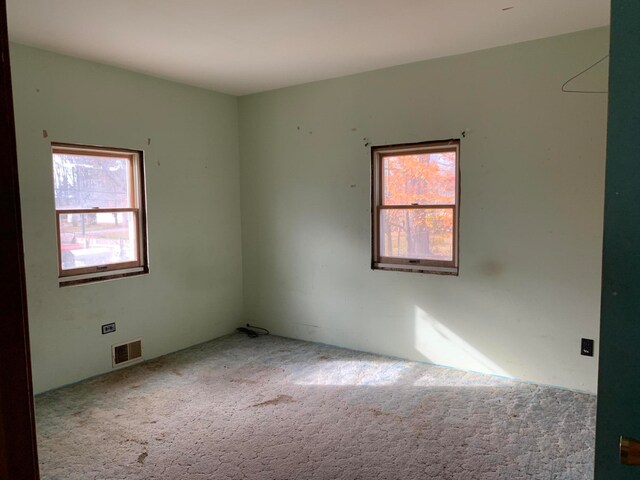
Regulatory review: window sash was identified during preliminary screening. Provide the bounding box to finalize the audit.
[378,204,456,210]
[52,146,137,211]
[379,147,457,207]
[371,141,460,273]
[376,205,457,268]
[52,143,148,284]
[55,208,142,277]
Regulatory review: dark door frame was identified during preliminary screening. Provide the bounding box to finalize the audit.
[594,0,640,478]
[0,0,40,478]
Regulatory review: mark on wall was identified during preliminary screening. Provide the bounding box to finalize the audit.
[478,260,504,277]
[298,323,319,328]
[42,129,48,138]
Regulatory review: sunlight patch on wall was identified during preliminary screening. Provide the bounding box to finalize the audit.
[414,306,509,378]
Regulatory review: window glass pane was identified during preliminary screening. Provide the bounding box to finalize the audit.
[53,153,132,209]
[380,208,453,261]
[59,212,138,270]
[382,151,456,205]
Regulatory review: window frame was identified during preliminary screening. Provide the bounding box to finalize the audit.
[52,143,149,286]
[371,139,460,275]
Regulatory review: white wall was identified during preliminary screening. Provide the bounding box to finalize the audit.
[238,28,609,393]
[11,44,244,394]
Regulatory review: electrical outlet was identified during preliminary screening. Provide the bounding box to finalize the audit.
[581,338,594,357]
[102,322,116,335]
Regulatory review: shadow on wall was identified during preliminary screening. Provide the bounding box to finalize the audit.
[413,306,510,378]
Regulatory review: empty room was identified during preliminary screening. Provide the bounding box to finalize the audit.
[2,0,639,479]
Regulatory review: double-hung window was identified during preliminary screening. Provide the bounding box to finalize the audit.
[371,140,460,275]
[52,143,149,285]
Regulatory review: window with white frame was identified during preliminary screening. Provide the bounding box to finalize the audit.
[371,140,460,275]
[52,143,149,285]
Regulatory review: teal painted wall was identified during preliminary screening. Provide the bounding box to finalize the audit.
[10,44,244,393]
[595,1,640,478]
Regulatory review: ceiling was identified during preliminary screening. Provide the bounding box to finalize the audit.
[7,0,610,96]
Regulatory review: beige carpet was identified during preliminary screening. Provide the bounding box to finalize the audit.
[36,334,595,479]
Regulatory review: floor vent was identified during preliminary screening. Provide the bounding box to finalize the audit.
[112,339,143,367]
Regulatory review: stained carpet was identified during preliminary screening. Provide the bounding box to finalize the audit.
[36,334,595,479]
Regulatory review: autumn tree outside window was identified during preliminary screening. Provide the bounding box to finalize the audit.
[371,140,460,275]
[52,143,149,286]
